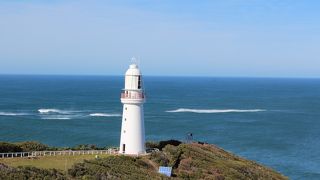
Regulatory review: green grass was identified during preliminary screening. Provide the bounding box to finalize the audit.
[0,154,110,171]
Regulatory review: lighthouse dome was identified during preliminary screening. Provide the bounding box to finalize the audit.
[125,64,141,76]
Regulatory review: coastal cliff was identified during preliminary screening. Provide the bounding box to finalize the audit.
[0,141,287,180]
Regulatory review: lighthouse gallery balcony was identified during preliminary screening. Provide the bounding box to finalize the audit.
[121,91,145,100]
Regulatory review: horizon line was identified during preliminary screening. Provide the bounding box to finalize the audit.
[0,73,319,80]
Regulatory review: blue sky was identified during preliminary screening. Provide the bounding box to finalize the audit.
[0,0,320,77]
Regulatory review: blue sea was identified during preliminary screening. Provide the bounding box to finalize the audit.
[0,75,319,179]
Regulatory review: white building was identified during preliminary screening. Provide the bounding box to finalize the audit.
[119,63,146,155]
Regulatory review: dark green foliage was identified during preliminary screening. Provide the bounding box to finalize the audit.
[146,140,182,150]
[0,163,65,180]
[16,141,49,152]
[158,140,182,150]
[0,141,107,153]
[0,141,49,153]
[0,142,22,153]
[71,144,105,150]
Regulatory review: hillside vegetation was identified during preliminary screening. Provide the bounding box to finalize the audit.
[0,140,288,180]
[0,141,105,153]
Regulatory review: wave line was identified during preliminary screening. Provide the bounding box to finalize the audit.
[166,108,266,113]
[0,112,29,116]
[89,113,121,117]
[38,109,78,114]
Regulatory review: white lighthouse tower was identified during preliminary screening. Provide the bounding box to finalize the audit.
[119,61,146,155]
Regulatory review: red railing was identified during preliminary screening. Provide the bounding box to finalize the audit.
[121,92,145,99]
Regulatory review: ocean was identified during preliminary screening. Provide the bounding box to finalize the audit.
[0,75,319,179]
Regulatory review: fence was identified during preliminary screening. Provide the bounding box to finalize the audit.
[0,149,118,159]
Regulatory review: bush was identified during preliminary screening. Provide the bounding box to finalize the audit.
[0,141,107,153]
[158,140,182,150]
[71,144,102,150]
[16,141,49,152]
[146,140,181,150]
[0,142,22,153]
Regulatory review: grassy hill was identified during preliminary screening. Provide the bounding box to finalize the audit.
[0,141,288,180]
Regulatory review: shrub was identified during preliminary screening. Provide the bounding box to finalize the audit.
[146,140,181,150]
[158,140,182,150]
[71,144,101,150]
[16,141,49,152]
[0,142,22,153]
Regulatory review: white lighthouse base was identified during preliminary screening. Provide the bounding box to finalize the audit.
[119,103,146,155]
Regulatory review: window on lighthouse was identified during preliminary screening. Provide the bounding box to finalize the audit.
[138,76,142,89]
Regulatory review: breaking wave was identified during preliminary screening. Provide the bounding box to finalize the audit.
[1,109,121,119]
[89,113,121,117]
[38,109,76,114]
[38,109,121,119]
[39,109,82,120]
[166,108,266,113]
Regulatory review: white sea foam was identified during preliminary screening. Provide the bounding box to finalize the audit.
[166,108,266,113]
[38,109,63,114]
[41,116,71,120]
[38,109,77,114]
[0,112,28,116]
[89,113,121,117]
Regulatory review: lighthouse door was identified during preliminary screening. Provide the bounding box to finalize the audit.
[122,144,126,153]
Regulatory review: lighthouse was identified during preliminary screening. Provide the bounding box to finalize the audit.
[119,62,146,155]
